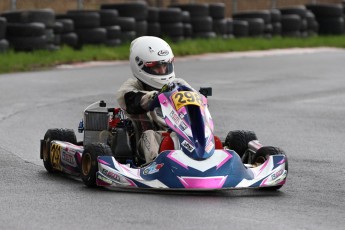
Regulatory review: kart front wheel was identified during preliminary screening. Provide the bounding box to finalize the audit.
[252,146,288,191]
[224,130,257,159]
[42,128,77,173]
[81,143,112,187]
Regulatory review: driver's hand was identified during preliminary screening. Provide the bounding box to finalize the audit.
[140,91,158,111]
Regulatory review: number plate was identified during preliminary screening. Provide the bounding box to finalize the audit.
[171,91,203,110]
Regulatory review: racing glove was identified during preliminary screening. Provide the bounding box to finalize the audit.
[140,91,158,111]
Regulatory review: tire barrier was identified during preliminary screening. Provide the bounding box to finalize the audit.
[0,17,8,52]
[279,5,317,37]
[101,2,147,38]
[0,2,344,53]
[233,10,271,37]
[1,9,58,51]
[147,7,160,37]
[306,3,344,35]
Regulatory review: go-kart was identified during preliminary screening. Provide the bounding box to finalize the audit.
[40,83,288,191]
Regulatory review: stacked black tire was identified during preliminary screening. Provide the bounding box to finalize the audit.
[209,3,233,38]
[1,9,58,51]
[280,5,318,37]
[171,3,216,39]
[97,9,122,47]
[232,10,269,37]
[0,17,9,52]
[101,2,149,42]
[55,18,78,48]
[147,7,160,37]
[57,11,107,47]
[159,7,184,41]
[270,9,282,36]
[306,3,344,35]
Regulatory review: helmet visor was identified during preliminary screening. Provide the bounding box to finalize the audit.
[142,60,174,76]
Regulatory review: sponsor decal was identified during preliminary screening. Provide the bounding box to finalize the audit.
[143,162,164,175]
[61,150,76,166]
[51,143,62,170]
[169,111,180,124]
[181,140,195,152]
[271,169,284,180]
[97,174,112,184]
[205,141,214,153]
[179,121,187,131]
[158,50,169,56]
[102,169,121,182]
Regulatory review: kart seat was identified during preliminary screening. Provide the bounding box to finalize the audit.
[159,132,175,152]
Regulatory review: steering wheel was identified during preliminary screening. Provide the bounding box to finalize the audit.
[148,84,174,129]
[149,108,168,129]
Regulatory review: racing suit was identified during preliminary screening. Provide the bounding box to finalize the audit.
[116,78,192,163]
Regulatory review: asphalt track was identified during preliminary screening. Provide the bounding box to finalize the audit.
[1,48,345,230]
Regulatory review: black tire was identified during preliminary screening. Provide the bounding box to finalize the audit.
[239,18,265,36]
[56,19,74,33]
[98,9,119,27]
[159,8,183,23]
[317,17,344,35]
[209,3,225,20]
[1,9,55,27]
[75,27,107,45]
[42,129,77,173]
[53,21,64,35]
[160,22,184,37]
[213,19,227,35]
[281,15,302,32]
[60,32,78,48]
[192,31,216,39]
[233,20,249,37]
[272,22,282,35]
[81,143,112,187]
[279,6,308,19]
[183,23,193,38]
[6,22,46,37]
[225,130,257,159]
[226,18,234,35]
[147,7,159,23]
[169,3,209,18]
[105,25,121,39]
[7,35,48,51]
[251,146,287,191]
[119,31,136,43]
[60,12,100,29]
[0,39,9,52]
[233,10,272,24]
[0,17,6,39]
[114,17,135,32]
[191,16,213,33]
[305,3,344,18]
[147,22,160,36]
[135,20,148,37]
[100,2,148,21]
[270,9,281,23]
[182,11,191,23]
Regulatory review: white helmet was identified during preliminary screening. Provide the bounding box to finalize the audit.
[130,36,175,89]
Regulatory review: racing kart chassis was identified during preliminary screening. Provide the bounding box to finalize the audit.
[40,84,288,191]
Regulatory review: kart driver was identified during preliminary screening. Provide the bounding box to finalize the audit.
[116,36,193,164]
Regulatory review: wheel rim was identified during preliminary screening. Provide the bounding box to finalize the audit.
[82,153,92,176]
[254,156,266,165]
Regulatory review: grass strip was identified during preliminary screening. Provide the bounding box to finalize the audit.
[0,36,344,74]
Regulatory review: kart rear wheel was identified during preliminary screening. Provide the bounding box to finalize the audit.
[81,143,112,187]
[224,130,257,159]
[42,128,77,173]
[252,146,288,191]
